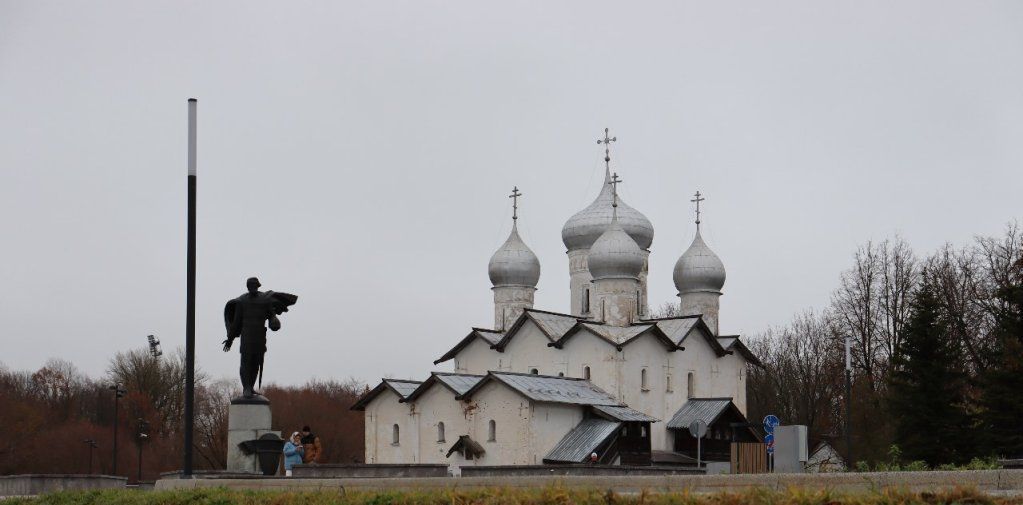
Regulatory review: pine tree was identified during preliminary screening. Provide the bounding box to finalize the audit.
[887,273,975,466]
[979,260,1023,458]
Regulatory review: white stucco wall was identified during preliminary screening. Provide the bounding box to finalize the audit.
[464,381,532,465]
[411,385,472,464]
[363,389,415,464]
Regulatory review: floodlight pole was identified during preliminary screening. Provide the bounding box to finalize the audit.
[183,98,197,477]
[845,335,853,468]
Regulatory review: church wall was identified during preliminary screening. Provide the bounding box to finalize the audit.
[488,320,560,376]
[530,403,586,463]
[411,385,471,464]
[363,389,415,464]
[451,338,501,374]
[613,333,675,451]
[559,330,621,394]
[465,381,532,465]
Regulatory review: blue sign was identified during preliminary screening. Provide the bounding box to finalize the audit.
[763,415,780,433]
[764,433,775,447]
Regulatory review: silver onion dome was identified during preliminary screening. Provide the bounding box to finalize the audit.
[673,229,726,293]
[562,169,654,251]
[588,213,646,280]
[488,222,541,287]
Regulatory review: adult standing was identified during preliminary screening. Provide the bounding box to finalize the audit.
[301,426,322,464]
[282,432,305,477]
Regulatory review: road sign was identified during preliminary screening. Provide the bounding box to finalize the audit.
[764,433,774,447]
[763,415,780,433]
[688,419,708,438]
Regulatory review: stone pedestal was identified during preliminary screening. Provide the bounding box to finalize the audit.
[226,398,279,474]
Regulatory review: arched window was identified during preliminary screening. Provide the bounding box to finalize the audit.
[640,368,649,391]
[666,374,673,393]
[636,290,642,316]
[558,372,564,377]
[582,288,590,313]
[437,422,445,443]
[530,368,539,375]
[392,424,400,445]
[687,372,695,399]
[583,366,591,380]
[488,420,497,442]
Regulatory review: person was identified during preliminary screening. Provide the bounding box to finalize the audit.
[300,425,322,464]
[282,432,305,477]
[589,452,598,463]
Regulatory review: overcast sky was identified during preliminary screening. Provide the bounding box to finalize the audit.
[1,1,1021,386]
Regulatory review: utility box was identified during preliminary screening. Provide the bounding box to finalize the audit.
[773,425,808,473]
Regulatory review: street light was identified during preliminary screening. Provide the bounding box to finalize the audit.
[844,335,853,469]
[147,335,162,358]
[108,383,126,475]
[83,439,98,474]
[136,418,149,484]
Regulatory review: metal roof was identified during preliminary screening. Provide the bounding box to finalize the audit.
[652,317,700,345]
[561,167,654,251]
[435,373,485,395]
[666,398,734,429]
[528,310,580,339]
[591,405,660,422]
[717,336,738,349]
[475,329,503,345]
[544,418,622,463]
[581,323,652,344]
[384,379,421,400]
[486,372,620,406]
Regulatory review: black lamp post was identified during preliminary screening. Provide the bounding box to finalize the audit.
[136,418,149,483]
[108,383,126,475]
[844,335,853,469]
[83,439,98,474]
[183,98,197,478]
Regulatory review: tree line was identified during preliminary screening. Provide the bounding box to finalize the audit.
[0,348,366,481]
[743,223,1023,467]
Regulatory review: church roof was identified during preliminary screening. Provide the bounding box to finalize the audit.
[460,371,621,406]
[591,404,660,422]
[665,398,737,430]
[490,309,585,351]
[551,321,677,351]
[543,418,621,464]
[350,378,423,411]
[403,372,485,403]
[718,335,762,366]
[433,328,503,365]
[641,315,730,356]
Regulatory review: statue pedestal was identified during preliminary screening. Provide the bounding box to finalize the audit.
[226,397,279,474]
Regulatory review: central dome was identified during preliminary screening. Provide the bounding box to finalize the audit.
[562,169,654,251]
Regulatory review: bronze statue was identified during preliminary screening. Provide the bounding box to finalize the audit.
[223,277,298,400]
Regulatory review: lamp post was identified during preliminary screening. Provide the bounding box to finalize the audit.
[147,335,162,358]
[844,335,853,469]
[136,418,149,484]
[83,439,98,474]
[183,98,197,477]
[108,383,126,475]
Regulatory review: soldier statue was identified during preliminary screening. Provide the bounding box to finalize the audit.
[223,277,298,400]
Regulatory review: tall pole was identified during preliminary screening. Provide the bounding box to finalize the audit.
[183,98,197,477]
[845,335,853,469]
[109,383,124,474]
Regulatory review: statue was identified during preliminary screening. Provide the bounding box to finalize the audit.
[223,277,298,400]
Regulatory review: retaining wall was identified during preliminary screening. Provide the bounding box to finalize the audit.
[292,464,449,478]
[460,465,703,478]
[0,474,127,496]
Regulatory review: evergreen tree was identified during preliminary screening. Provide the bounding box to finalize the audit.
[979,260,1023,457]
[887,273,975,466]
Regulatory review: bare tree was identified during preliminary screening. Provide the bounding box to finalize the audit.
[832,243,882,391]
[877,237,918,370]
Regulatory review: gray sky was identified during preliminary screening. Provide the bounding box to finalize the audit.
[2,1,1021,386]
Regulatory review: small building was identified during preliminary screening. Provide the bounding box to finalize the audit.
[806,441,847,473]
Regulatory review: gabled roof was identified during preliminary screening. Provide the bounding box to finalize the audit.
[446,435,486,459]
[459,371,621,406]
[666,397,741,430]
[550,321,678,351]
[642,315,728,356]
[544,418,621,463]
[718,335,762,366]
[350,379,422,411]
[403,372,484,402]
[434,328,503,365]
[591,404,660,422]
[491,309,585,351]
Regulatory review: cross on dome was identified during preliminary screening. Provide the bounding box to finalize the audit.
[509,186,522,221]
[691,191,705,230]
[597,127,617,170]
[609,173,622,209]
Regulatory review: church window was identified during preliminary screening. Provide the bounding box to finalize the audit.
[582,288,590,313]
[530,368,539,375]
[558,372,564,377]
[437,422,445,443]
[666,374,673,393]
[636,291,642,316]
[641,426,647,437]
[488,420,497,442]
[392,424,400,445]
[640,368,649,391]
[583,366,591,380]
[687,372,695,399]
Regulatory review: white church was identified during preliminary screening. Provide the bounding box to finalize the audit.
[353,132,761,468]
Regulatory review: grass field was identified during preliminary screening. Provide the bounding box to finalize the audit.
[6,486,1019,505]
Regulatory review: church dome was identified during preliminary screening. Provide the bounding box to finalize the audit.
[562,170,654,251]
[587,213,646,280]
[673,229,726,293]
[488,223,541,288]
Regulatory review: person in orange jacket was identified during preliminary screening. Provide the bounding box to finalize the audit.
[300,425,322,464]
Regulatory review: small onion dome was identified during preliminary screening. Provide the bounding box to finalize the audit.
[488,223,541,287]
[562,170,654,251]
[587,214,646,280]
[673,229,726,293]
